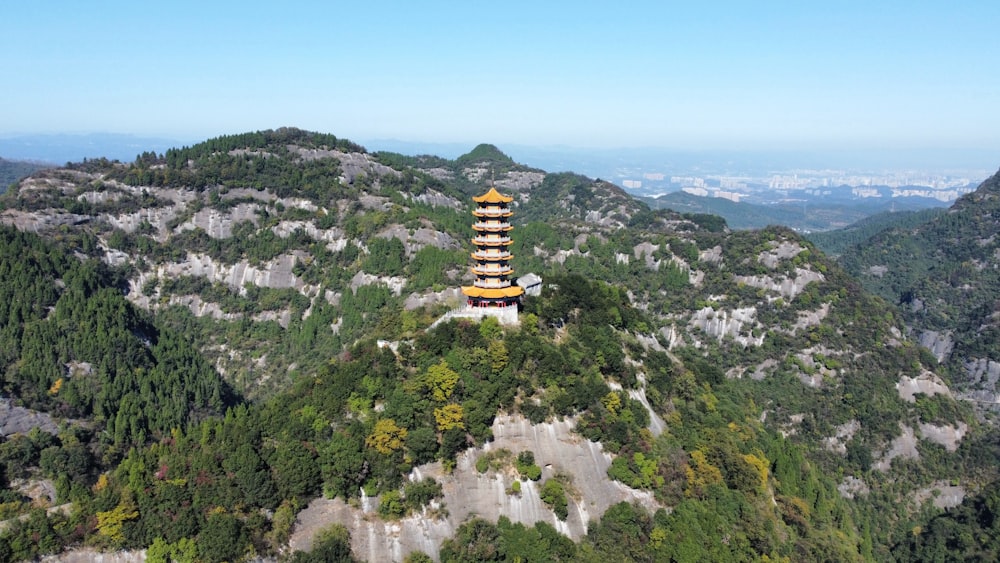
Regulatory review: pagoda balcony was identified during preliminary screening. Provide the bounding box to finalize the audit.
[473,207,513,218]
[474,261,511,270]
[472,250,513,260]
[473,221,514,232]
[472,236,513,246]
[473,279,513,289]
[472,265,514,276]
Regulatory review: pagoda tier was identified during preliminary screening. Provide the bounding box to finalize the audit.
[471,249,513,260]
[471,264,514,276]
[472,221,514,232]
[462,187,524,308]
[472,207,514,218]
[471,236,513,246]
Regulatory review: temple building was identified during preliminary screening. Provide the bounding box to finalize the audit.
[461,186,524,309]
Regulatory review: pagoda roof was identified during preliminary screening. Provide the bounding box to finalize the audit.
[472,187,514,204]
[461,285,524,298]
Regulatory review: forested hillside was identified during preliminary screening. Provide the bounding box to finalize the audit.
[840,169,1000,405]
[645,190,942,233]
[806,207,945,257]
[0,129,996,561]
[0,158,50,194]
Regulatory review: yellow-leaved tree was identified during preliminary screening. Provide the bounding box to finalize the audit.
[96,494,139,547]
[434,404,465,432]
[685,449,723,498]
[424,360,460,402]
[366,418,408,454]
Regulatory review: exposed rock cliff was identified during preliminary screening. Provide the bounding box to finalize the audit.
[289,414,658,562]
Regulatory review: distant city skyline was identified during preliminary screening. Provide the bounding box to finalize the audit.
[2,1,999,156]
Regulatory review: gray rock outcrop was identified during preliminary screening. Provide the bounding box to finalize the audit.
[734,268,824,300]
[688,306,764,347]
[896,371,953,402]
[0,398,59,437]
[918,330,954,363]
[289,414,659,562]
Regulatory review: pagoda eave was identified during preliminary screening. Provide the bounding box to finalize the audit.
[461,285,525,298]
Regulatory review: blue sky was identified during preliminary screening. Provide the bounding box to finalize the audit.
[2,1,998,152]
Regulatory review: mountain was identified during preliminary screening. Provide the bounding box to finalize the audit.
[840,169,1000,405]
[806,207,947,257]
[645,190,947,232]
[0,128,996,561]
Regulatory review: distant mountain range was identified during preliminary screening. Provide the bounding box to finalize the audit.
[642,190,950,232]
[0,133,189,164]
[364,139,1000,178]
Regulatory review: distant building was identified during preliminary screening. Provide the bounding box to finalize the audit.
[682,187,709,197]
[719,177,749,189]
[715,190,743,203]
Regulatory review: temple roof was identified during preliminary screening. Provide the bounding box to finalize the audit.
[461,285,524,298]
[472,187,514,204]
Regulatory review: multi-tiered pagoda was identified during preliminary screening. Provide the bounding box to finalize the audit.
[461,186,524,309]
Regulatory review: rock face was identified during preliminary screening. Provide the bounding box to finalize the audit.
[758,241,806,268]
[689,306,764,347]
[351,271,407,296]
[405,189,462,210]
[285,144,400,185]
[918,330,954,363]
[39,549,146,563]
[913,481,966,509]
[792,303,830,332]
[461,168,544,193]
[962,359,1000,403]
[375,224,461,255]
[157,253,300,292]
[873,424,920,471]
[0,398,59,436]
[289,414,658,562]
[918,422,968,452]
[838,475,870,499]
[174,203,260,238]
[897,371,953,403]
[1,209,91,232]
[403,287,463,311]
[824,420,860,454]
[734,268,825,300]
[272,221,349,251]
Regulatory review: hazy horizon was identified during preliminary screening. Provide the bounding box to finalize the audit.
[1,131,996,176]
[3,1,999,156]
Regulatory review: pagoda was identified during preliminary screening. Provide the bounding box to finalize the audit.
[461,186,524,309]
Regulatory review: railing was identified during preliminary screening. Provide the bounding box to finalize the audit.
[473,222,513,231]
[472,251,513,260]
[473,280,512,288]
[473,207,513,217]
[472,237,512,245]
[473,266,513,275]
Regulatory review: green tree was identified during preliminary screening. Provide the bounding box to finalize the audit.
[198,512,247,563]
[540,479,569,520]
[289,524,357,562]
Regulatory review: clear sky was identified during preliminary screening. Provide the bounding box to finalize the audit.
[2,1,998,152]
